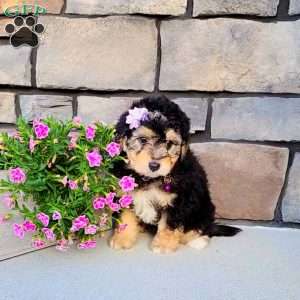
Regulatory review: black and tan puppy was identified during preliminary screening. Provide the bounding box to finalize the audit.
[110,95,240,253]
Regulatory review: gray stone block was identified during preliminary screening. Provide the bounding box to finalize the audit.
[193,0,279,16]
[0,93,16,124]
[77,96,136,125]
[66,0,187,16]
[211,97,300,141]
[36,16,157,92]
[289,0,300,15]
[0,45,31,86]
[191,143,289,220]
[160,19,300,93]
[173,98,208,133]
[19,95,73,121]
[282,154,300,223]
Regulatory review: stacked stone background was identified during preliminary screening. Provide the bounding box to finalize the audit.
[0,0,300,225]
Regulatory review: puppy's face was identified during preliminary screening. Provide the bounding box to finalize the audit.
[123,126,184,178]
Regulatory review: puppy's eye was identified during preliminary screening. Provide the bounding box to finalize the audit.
[138,137,148,145]
[166,141,173,150]
[167,141,178,150]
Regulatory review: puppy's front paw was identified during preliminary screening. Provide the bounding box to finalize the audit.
[151,230,180,254]
[109,231,137,250]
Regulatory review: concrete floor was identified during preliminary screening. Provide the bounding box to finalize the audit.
[0,225,300,300]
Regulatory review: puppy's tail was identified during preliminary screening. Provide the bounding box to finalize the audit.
[206,223,242,237]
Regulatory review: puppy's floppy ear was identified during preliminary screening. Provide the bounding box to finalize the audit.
[180,143,188,161]
[115,111,130,152]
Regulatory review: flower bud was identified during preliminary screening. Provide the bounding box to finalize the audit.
[52,154,57,164]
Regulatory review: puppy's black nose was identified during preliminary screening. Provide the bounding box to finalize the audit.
[149,161,160,172]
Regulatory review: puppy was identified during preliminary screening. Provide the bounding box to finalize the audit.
[110,95,241,253]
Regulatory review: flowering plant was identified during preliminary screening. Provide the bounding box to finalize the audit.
[0,117,136,251]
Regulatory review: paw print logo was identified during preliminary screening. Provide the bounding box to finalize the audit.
[5,16,44,48]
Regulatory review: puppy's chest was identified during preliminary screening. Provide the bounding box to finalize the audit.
[131,182,177,225]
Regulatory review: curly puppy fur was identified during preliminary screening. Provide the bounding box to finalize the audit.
[110,95,241,253]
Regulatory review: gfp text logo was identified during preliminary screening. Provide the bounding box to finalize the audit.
[4,3,47,17]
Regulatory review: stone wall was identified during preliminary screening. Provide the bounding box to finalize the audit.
[0,0,299,224]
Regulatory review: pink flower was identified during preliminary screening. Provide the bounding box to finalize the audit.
[61,176,68,187]
[119,195,133,208]
[78,239,97,250]
[106,142,121,157]
[68,180,78,190]
[126,107,149,129]
[84,225,97,235]
[93,197,106,210]
[13,223,25,239]
[105,192,121,211]
[105,192,120,211]
[42,228,56,241]
[33,118,41,126]
[37,212,50,227]
[23,220,36,232]
[119,176,137,192]
[9,167,26,184]
[105,192,116,205]
[109,202,120,212]
[34,121,50,140]
[29,137,37,153]
[71,215,89,232]
[118,224,128,233]
[52,211,62,220]
[56,239,69,252]
[2,195,15,209]
[68,141,76,150]
[68,131,79,150]
[86,149,102,167]
[70,226,77,232]
[73,116,82,126]
[68,132,79,140]
[85,124,96,141]
[32,239,46,249]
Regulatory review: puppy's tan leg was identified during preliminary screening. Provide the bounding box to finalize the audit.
[151,229,182,254]
[109,209,140,250]
[151,213,181,254]
[151,214,210,253]
[180,230,200,244]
